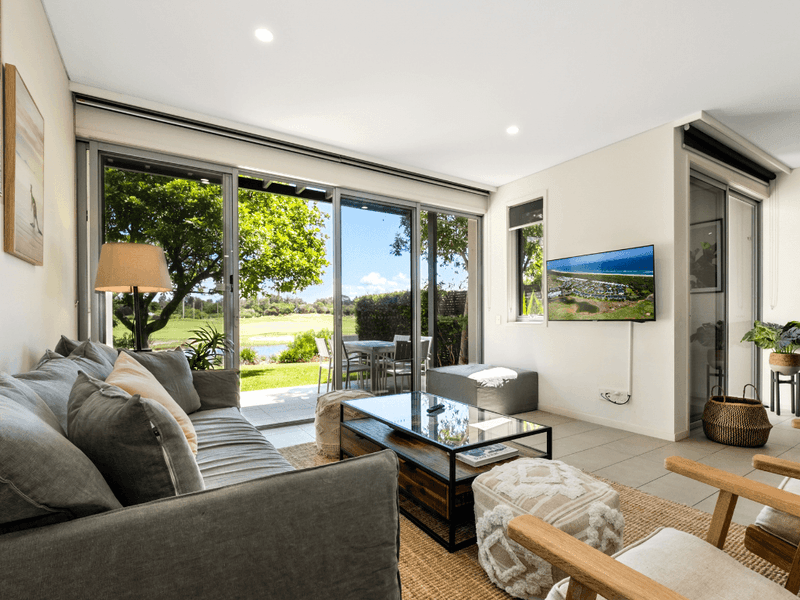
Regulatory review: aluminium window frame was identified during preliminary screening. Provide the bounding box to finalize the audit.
[507,194,547,324]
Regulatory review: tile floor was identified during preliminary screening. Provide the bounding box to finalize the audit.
[245,387,800,527]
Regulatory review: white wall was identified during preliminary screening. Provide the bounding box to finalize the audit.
[485,124,677,439]
[762,168,800,385]
[0,0,75,373]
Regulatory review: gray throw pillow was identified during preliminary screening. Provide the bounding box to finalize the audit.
[53,335,80,357]
[68,372,205,506]
[0,374,122,528]
[122,349,202,414]
[54,336,119,366]
[68,340,118,371]
[15,351,112,432]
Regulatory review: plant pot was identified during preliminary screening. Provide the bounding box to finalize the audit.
[769,352,800,375]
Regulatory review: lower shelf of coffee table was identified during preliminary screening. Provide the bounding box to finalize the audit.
[341,417,545,521]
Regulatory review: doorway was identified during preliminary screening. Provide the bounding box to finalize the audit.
[689,173,760,425]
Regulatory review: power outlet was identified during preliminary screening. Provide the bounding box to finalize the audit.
[599,388,629,403]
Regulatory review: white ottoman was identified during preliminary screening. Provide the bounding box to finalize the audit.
[314,389,373,458]
[473,458,624,600]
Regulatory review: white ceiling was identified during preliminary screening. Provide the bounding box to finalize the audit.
[42,0,800,187]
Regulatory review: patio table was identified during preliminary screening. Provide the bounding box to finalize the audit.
[344,340,395,394]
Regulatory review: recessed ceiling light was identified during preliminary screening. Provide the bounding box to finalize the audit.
[255,28,274,43]
[507,125,520,135]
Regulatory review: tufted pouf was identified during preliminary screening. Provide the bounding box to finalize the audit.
[314,389,373,458]
[473,458,624,599]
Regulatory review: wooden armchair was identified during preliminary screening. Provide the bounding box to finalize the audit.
[744,454,800,588]
[507,456,800,600]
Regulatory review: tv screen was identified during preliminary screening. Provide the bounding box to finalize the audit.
[546,245,656,322]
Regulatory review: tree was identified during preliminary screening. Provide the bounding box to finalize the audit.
[392,212,472,364]
[520,224,544,316]
[104,169,328,347]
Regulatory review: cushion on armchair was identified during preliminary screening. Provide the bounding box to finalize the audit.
[754,476,800,547]
[68,372,204,506]
[546,527,796,600]
[0,374,122,531]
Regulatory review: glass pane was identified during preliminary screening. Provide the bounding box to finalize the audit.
[689,177,726,422]
[727,196,757,395]
[419,211,479,370]
[342,196,413,394]
[237,179,332,391]
[102,162,226,365]
[519,224,544,318]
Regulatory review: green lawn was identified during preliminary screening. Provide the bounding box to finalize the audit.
[240,361,360,391]
[115,314,356,349]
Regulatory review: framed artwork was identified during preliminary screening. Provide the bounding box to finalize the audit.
[4,64,44,265]
[690,219,722,293]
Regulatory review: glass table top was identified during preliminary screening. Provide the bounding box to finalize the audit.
[343,391,548,451]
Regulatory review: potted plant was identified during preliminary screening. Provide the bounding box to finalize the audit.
[691,320,725,366]
[741,321,800,375]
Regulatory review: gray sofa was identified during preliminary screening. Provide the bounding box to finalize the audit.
[0,341,401,600]
[427,363,538,415]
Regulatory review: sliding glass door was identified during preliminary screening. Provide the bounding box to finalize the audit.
[688,173,760,425]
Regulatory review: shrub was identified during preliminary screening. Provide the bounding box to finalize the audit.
[240,347,260,364]
[277,328,332,363]
[240,308,257,319]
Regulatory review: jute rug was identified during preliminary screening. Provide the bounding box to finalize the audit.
[279,442,792,599]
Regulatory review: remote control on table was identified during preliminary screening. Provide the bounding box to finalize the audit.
[427,404,445,413]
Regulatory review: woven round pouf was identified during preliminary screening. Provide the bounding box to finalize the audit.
[473,458,624,600]
[314,389,373,458]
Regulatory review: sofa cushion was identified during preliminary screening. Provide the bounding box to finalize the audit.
[14,351,112,432]
[191,407,294,489]
[106,352,198,454]
[54,335,118,366]
[68,372,204,506]
[191,369,241,410]
[0,374,122,529]
[546,526,797,600]
[67,339,118,371]
[123,349,202,414]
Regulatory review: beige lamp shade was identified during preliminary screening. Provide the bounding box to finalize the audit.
[94,242,172,293]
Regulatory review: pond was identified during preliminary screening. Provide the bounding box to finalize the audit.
[248,344,289,358]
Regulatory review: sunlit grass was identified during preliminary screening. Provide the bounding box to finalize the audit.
[239,361,359,391]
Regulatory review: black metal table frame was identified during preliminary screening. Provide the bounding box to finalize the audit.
[340,400,553,553]
[770,370,800,417]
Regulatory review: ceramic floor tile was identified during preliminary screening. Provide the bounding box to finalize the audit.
[577,426,635,445]
[698,451,757,476]
[548,420,603,439]
[601,434,672,456]
[593,457,670,488]
[637,472,717,507]
[638,441,721,464]
[261,426,315,449]
[713,442,791,462]
[549,433,608,459]
[515,411,574,426]
[776,446,800,463]
[764,426,800,447]
[559,446,633,472]
[744,468,786,487]
[693,492,765,527]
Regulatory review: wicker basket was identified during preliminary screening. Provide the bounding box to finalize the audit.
[702,385,772,447]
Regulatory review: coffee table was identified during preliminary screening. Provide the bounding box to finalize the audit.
[340,392,552,552]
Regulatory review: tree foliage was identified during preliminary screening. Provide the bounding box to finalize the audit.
[104,169,328,346]
[391,212,470,271]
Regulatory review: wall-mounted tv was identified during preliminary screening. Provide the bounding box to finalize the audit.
[546,245,656,322]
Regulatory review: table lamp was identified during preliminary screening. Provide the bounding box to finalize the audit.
[94,242,172,352]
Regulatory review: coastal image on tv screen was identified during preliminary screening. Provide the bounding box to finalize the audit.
[547,245,655,321]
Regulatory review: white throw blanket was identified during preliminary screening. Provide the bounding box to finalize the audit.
[468,367,518,388]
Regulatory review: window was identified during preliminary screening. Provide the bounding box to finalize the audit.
[509,199,544,320]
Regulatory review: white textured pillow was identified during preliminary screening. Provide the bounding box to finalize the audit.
[106,352,198,454]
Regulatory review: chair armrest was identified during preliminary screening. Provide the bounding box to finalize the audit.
[0,450,401,600]
[665,456,800,518]
[191,368,240,410]
[508,515,688,600]
[752,454,800,480]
